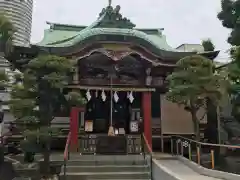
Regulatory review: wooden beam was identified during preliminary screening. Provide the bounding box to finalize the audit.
[67,85,155,92]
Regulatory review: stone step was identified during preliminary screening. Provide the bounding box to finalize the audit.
[57,155,147,166]
[63,165,149,173]
[87,179,150,180]
[59,172,150,180]
[50,154,144,160]
[63,159,146,166]
[67,154,145,161]
[46,154,146,165]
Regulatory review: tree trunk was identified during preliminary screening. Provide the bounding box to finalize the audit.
[39,92,52,177]
[43,139,50,175]
[0,40,6,55]
[191,109,200,141]
[0,103,4,164]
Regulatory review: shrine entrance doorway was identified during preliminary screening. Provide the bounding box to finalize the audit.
[83,90,142,135]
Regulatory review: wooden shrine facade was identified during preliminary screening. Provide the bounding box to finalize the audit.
[5,41,219,153]
[67,42,169,152]
[4,3,220,153]
[68,43,173,88]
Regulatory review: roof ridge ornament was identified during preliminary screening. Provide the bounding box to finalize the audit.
[108,0,112,6]
[98,3,136,29]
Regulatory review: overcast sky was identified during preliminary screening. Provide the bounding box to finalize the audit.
[31,0,231,62]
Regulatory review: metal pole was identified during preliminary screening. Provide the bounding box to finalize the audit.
[217,106,221,144]
[197,146,201,165]
[211,150,215,169]
[0,106,3,139]
[0,101,4,163]
[181,142,184,156]
[110,75,113,126]
[170,138,173,154]
[188,144,192,161]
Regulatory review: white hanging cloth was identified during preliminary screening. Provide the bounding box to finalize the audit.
[101,90,107,102]
[113,91,119,103]
[128,91,134,103]
[86,90,91,101]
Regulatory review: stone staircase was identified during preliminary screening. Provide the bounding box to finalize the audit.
[59,154,151,180]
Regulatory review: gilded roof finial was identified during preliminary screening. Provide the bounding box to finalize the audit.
[108,0,112,6]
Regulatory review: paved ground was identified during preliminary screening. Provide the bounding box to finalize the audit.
[153,159,223,180]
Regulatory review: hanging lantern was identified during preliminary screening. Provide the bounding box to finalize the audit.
[128,91,134,103]
[101,90,106,102]
[113,91,119,103]
[86,90,91,101]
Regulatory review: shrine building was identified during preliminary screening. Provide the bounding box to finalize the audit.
[6,3,219,153]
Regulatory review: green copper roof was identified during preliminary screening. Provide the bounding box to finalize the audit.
[37,27,177,52]
[36,5,177,52]
[38,29,79,46]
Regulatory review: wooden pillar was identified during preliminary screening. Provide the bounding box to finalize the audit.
[70,107,79,152]
[142,92,152,149]
[160,94,164,152]
[73,66,79,84]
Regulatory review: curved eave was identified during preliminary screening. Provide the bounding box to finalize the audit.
[215,61,232,69]
[4,45,39,71]
[198,51,220,60]
[35,33,196,61]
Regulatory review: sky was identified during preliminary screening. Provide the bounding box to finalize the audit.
[31,0,231,62]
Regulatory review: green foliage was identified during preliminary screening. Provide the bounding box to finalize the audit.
[9,98,36,119]
[0,69,8,90]
[0,14,15,53]
[167,55,226,107]
[26,55,72,88]
[0,14,15,40]
[8,55,71,163]
[66,91,87,107]
[166,55,228,139]
[226,47,240,121]
[231,94,240,121]
[218,0,240,45]
[230,46,240,66]
[9,55,88,175]
[10,55,87,160]
[13,72,23,83]
[227,47,240,94]
[202,39,215,51]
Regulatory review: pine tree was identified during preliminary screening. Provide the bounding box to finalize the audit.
[10,55,85,178]
[202,39,215,52]
[0,70,8,163]
[218,0,240,46]
[227,47,240,122]
[166,55,227,140]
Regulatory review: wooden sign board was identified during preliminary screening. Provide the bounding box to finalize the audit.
[130,121,139,133]
[85,120,93,132]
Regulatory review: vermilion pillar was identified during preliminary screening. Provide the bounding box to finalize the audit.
[142,92,152,149]
[70,107,80,152]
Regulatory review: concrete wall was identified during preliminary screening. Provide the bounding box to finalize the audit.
[160,94,207,135]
